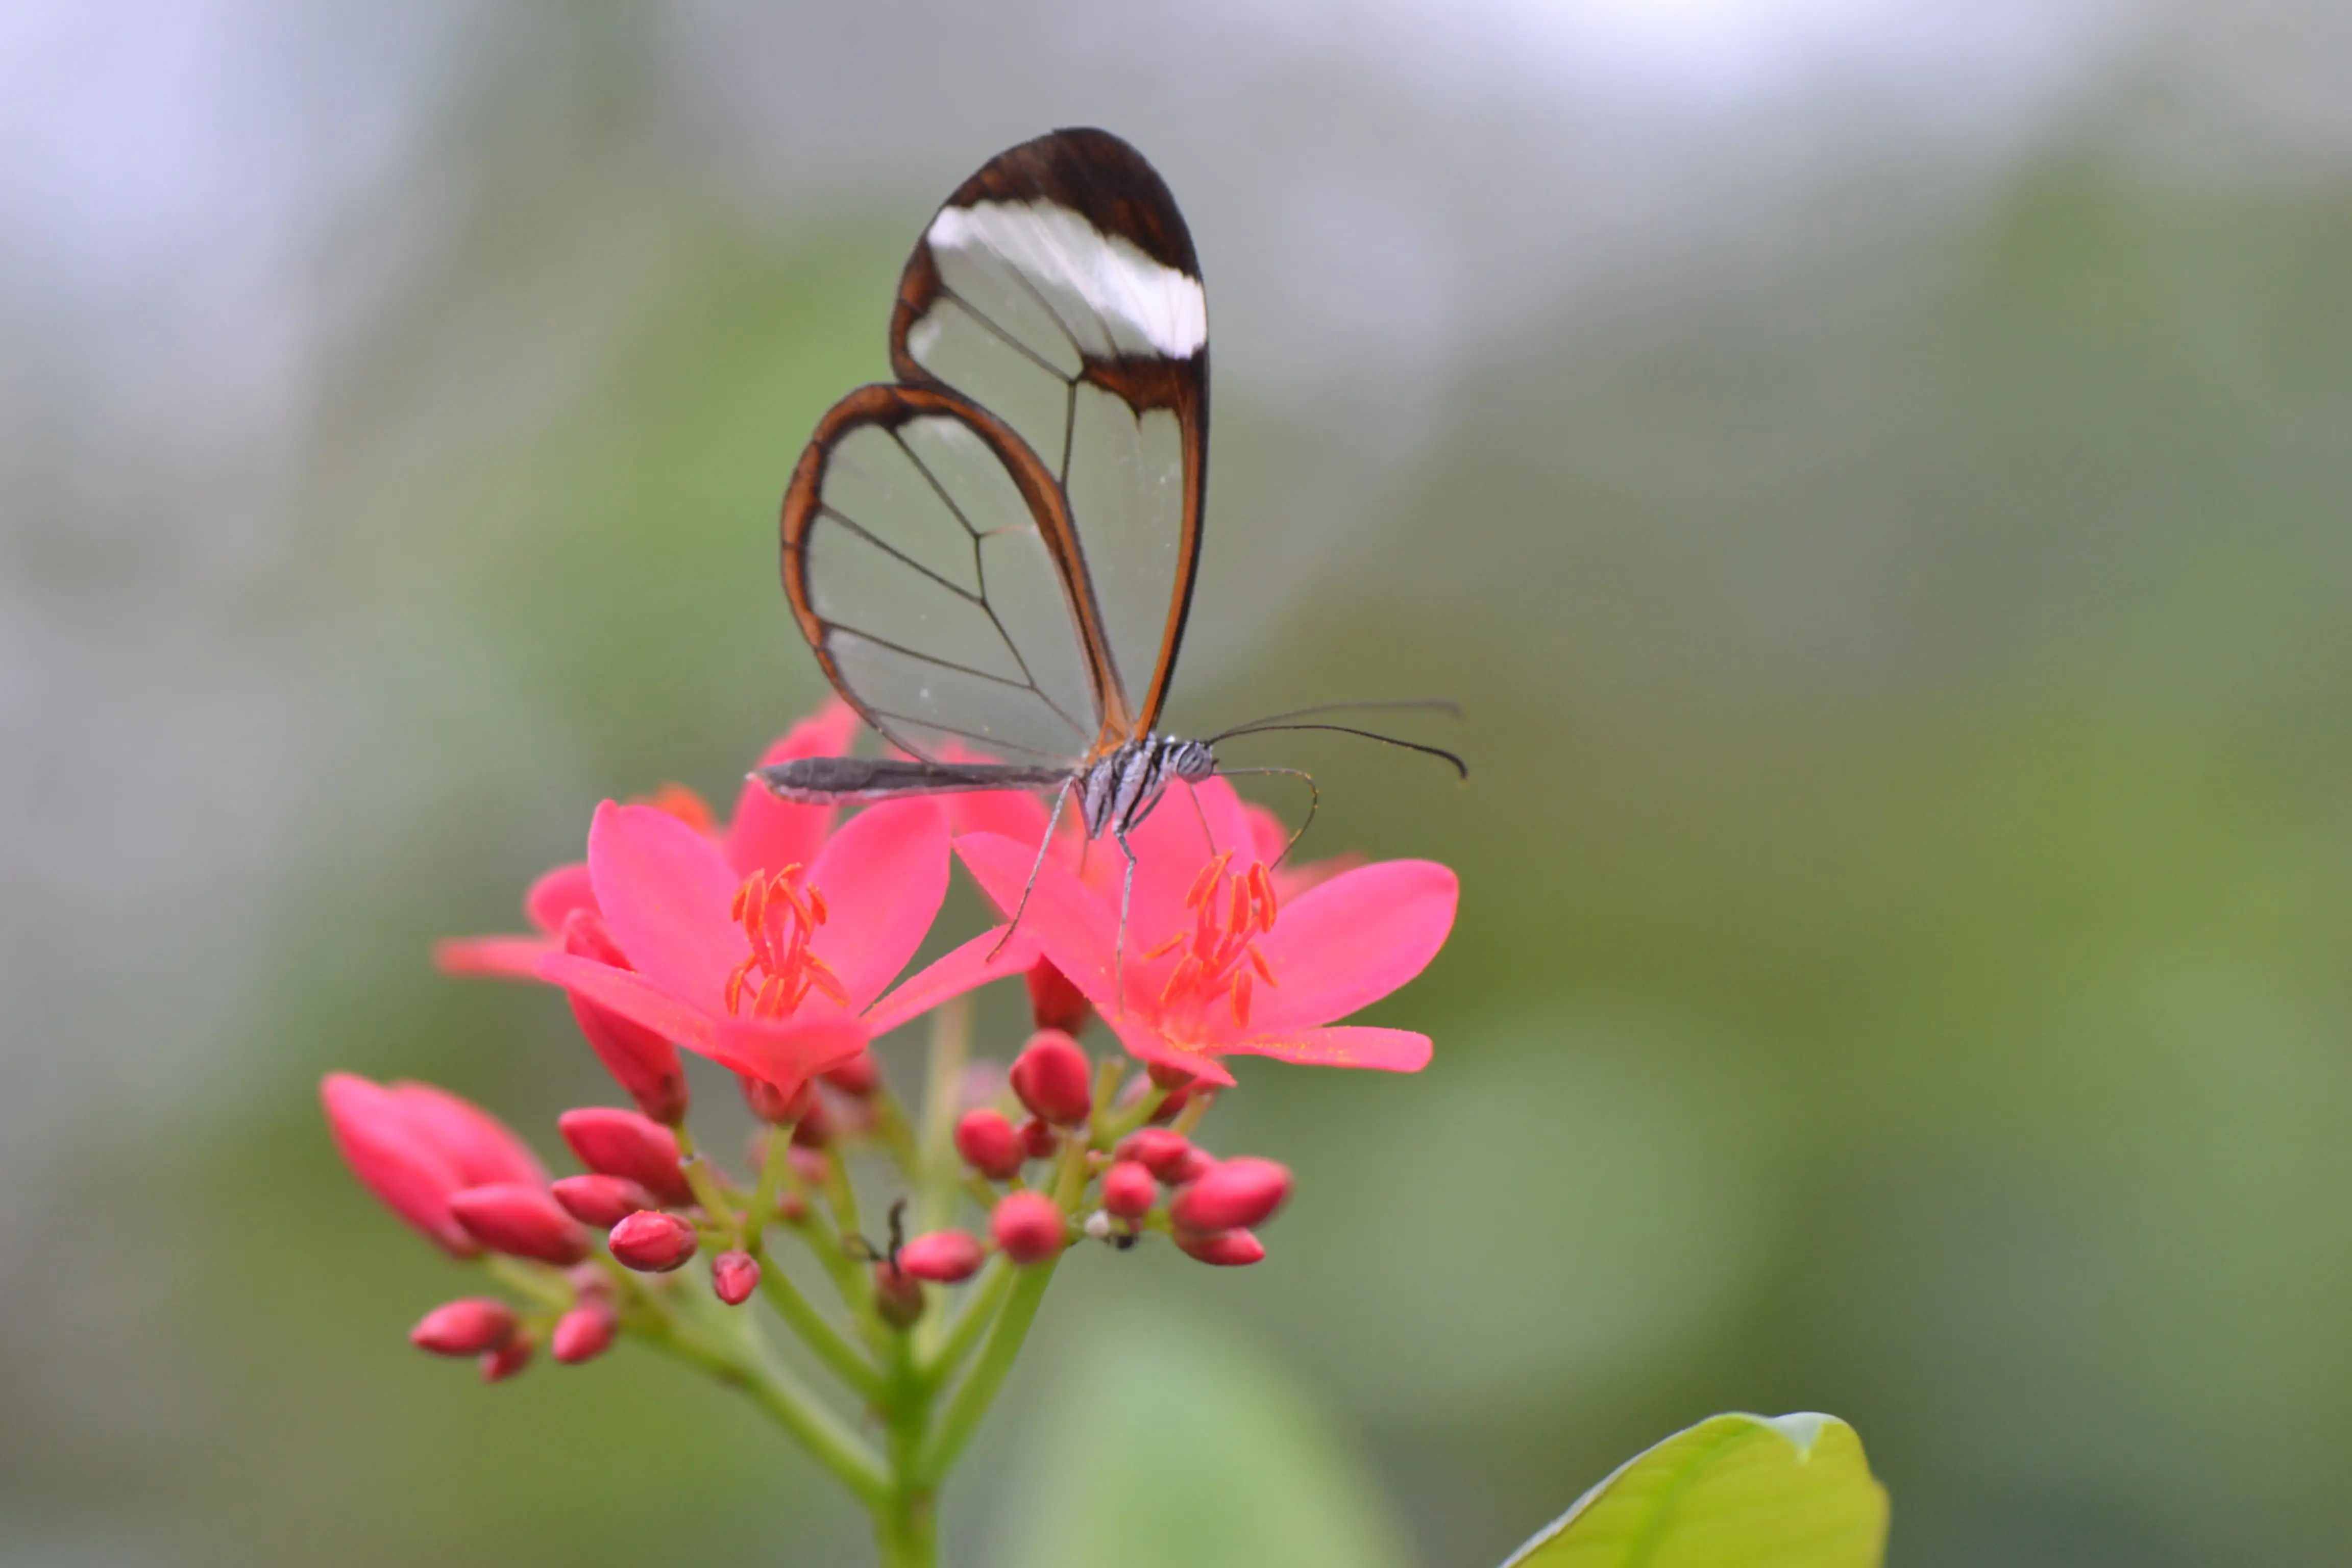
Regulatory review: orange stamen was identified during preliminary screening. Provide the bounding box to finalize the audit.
[724,865,842,1023]
[1146,853,1283,1037]
[639,783,716,835]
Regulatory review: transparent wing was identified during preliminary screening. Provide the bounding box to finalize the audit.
[889,127,1210,746]
[780,383,1113,766]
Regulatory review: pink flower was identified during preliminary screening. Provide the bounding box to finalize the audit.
[954,778,1456,1088]
[438,700,1030,1096]
[532,788,1034,1097]
[322,1073,548,1256]
[436,703,864,1119]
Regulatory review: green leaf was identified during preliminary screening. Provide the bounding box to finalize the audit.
[1502,1411,1888,1568]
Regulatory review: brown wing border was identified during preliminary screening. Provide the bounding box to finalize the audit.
[885,127,1210,749]
[780,381,1132,761]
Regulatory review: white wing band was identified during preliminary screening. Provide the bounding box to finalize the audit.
[928,200,1208,361]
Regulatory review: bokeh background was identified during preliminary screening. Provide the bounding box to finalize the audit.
[6,3,2351,1564]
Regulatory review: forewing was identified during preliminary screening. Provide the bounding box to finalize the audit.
[781,384,1106,766]
[890,127,1210,744]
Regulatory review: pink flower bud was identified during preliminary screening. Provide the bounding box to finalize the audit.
[1114,1128,1196,1183]
[481,1333,535,1381]
[449,1183,591,1266]
[560,910,690,1124]
[551,1173,659,1229]
[1165,1146,1213,1186]
[958,1059,1011,1111]
[712,1250,761,1306]
[1010,1031,1093,1126]
[1149,1083,1196,1124]
[1018,1117,1059,1160]
[410,1297,518,1356]
[1024,959,1093,1036]
[386,1082,548,1188]
[550,1301,617,1365]
[897,1230,985,1283]
[954,1109,1023,1180]
[321,1073,476,1255]
[1144,1062,1206,1124]
[789,1145,830,1187]
[1170,1158,1291,1234]
[609,1209,699,1272]
[557,1107,694,1208]
[1177,1228,1265,1267]
[1147,1061,1197,1092]
[1101,1160,1157,1220]
[820,1051,881,1097]
[991,1191,1065,1265]
[873,1262,925,1329]
[790,1094,837,1148]
[739,1072,815,1126]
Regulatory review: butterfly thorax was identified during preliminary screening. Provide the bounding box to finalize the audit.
[1080,734,1217,840]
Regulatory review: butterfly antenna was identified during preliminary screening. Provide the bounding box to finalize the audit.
[1211,722,1468,780]
[1216,697,1462,732]
[1218,766,1320,867]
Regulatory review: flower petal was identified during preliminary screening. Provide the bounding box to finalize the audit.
[1241,860,1459,1036]
[723,702,859,877]
[807,798,950,1011]
[954,833,1119,1007]
[863,925,1040,1037]
[946,785,1054,845]
[434,935,556,979]
[524,862,597,934]
[1242,800,1290,864]
[1096,1007,1239,1087]
[1218,1025,1432,1073]
[587,800,747,1013]
[538,951,716,1052]
[708,1011,870,1093]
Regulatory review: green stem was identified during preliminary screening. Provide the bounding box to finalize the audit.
[633,1291,888,1508]
[916,1255,1058,1486]
[740,1130,881,1399]
[872,1486,938,1568]
[870,1089,924,1179]
[914,994,972,1236]
[916,1258,1015,1389]
[875,1334,938,1568]
[753,1249,882,1400]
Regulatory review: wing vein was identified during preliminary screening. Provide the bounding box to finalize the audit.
[885,427,1096,744]
[862,707,1078,763]
[814,505,983,605]
[816,622,1068,699]
[934,284,1079,385]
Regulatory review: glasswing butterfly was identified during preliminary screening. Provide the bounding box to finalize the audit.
[757,128,1462,935]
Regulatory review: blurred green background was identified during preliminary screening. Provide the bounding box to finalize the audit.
[5,4,2351,1564]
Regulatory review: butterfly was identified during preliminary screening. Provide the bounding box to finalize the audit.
[756,127,1462,931]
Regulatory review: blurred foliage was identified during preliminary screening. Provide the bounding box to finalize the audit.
[987,1311,1415,1568]
[6,7,2352,1567]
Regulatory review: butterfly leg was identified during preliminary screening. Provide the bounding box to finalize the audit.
[988,777,1077,961]
[1112,824,1140,1019]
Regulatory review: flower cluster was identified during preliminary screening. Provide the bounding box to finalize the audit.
[322,700,1456,1541]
